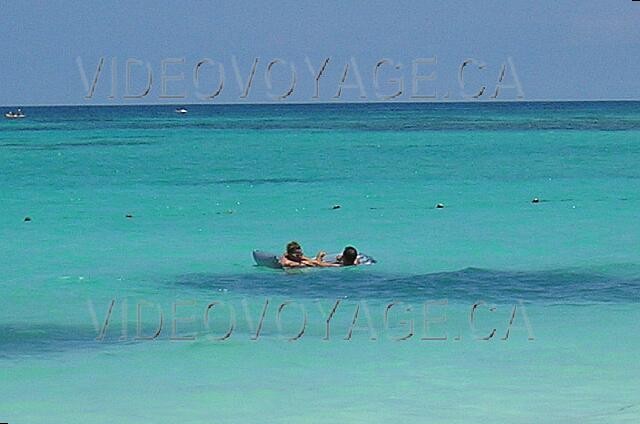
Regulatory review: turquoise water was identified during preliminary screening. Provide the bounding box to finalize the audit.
[1,102,639,423]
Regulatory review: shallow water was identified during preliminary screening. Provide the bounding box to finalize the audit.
[1,102,639,423]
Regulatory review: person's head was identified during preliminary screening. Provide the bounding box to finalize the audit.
[341,246,358,266]
[286,241,303,260]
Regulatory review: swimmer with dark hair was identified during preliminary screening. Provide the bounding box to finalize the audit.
[335,246,360,266]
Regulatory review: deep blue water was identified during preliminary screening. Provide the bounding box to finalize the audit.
[1,101,639,423]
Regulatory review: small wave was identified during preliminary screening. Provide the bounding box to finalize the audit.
[170,266,640,304]
[0,140,153,150]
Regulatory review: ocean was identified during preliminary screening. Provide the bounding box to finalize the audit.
[1,102,639,423]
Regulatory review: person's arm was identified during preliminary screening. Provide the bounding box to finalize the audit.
[280,256,307,268]
[298,254,324,267]
[301,257,339,267]
[314,261,340,267]
[309,251,340,267]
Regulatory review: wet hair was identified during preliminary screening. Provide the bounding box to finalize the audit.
[286,241,302,256]
[341,246,358,266]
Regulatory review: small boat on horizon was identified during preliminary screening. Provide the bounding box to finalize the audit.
[175,108,188,114]
[5,109,26,119]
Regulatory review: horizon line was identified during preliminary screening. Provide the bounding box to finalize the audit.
[3,98,640,108]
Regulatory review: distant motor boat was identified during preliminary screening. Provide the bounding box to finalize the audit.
[5,109,26,119]
[175,108,188,114]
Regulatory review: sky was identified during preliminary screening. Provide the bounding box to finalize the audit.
[1,0,640,105]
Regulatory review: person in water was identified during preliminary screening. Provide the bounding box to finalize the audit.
[280,241,332,268]
[335,246,360,266]
[280,241,359,268]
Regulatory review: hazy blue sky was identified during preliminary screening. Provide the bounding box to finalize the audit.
[1,1,640,105]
